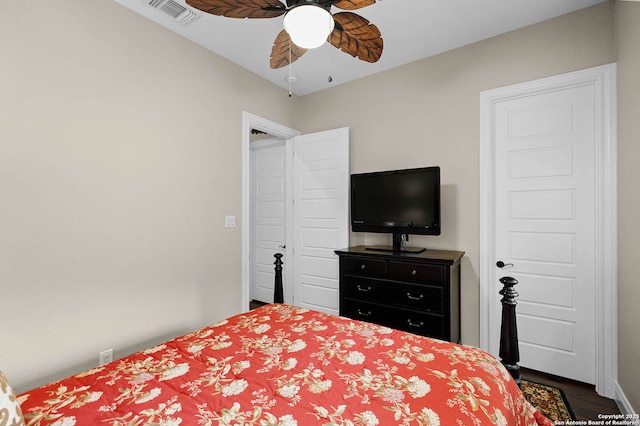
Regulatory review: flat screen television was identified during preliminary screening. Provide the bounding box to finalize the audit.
[351,166,440,253]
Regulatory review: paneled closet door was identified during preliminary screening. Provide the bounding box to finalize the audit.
[493,84,597,383]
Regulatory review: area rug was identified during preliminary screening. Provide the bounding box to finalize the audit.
[521,379,576,422]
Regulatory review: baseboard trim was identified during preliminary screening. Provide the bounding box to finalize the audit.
[615,381,638,416]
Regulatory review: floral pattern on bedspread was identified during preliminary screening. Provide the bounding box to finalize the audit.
[18,304,552,426]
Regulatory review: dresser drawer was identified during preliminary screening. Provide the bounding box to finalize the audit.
[342,299,444,339]
[342,257,387,276]
[342,276,444,313]
[388,261,444,283]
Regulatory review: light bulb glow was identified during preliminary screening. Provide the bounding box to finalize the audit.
[283,5,334,49]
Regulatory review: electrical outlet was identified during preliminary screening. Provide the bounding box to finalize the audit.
[99,348,113,366]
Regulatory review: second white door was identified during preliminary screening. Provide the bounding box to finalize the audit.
[250,138,286,304]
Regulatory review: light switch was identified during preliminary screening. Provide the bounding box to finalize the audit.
[225,215,236,228]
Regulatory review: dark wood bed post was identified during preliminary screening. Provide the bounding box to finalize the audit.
[499,276,521,386]
[273,253,284,303]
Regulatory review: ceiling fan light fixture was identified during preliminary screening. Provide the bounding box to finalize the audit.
[283,4,334,50]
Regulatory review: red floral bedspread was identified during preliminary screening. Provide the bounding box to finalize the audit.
[18,304,552,425]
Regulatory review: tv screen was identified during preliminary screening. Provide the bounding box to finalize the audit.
[351,166,441,237]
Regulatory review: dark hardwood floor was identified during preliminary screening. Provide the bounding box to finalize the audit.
[521,368,621,421]
[250,299,268,310]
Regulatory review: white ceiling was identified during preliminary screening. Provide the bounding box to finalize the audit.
[113,0,606,96]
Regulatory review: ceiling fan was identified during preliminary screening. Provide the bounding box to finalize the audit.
[185,0,383,69]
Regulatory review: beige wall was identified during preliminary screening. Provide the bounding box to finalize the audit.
[0,0,296,392]
[615,1,640,412]
[298,2,616,348]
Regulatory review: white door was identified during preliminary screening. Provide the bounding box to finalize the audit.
[291,128,350,315]
[250,139,286,303]
[493,84,598,383]
[480,65,617,396]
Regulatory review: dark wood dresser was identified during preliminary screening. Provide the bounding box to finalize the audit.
[335,246,464,343]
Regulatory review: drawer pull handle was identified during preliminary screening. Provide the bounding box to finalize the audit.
[407,319,424,328]
[357,309,372,317]
[361,264,366,270]
[406,292,424,301]
[357,285,372,292]
[412,270,417,276]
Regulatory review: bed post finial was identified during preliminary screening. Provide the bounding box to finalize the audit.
[274,253,284,303]
[499,276,521,386]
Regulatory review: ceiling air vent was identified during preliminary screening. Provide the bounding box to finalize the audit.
[148,0,200,26]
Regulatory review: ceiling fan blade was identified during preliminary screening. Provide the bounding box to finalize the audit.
[185,0,286,18]
[270,30,308,69]
[329,12,383,63]
[332,0,376,11]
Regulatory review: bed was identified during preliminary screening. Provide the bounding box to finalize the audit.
[14,304,552,425]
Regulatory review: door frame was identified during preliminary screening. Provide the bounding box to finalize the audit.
[241,112,300,312]
[478,64,617,398]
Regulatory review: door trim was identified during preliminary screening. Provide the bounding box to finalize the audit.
[478,64,617,397]
[241,112,300,312]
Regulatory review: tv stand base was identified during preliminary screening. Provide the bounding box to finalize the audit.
[365,245,426,254]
